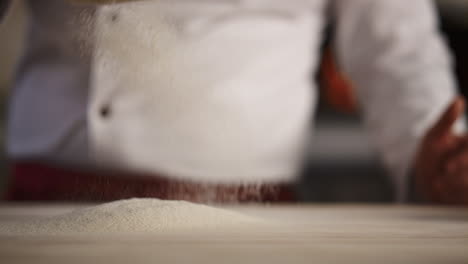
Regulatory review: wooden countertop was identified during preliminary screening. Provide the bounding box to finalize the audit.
[0,203,467,264]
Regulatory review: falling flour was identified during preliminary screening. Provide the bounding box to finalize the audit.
[0,199,261,236]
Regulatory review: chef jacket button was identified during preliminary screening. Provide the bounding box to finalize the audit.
[110,12,119,22]
[100,105,111,118]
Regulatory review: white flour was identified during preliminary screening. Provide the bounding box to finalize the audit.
[0,199,261,236]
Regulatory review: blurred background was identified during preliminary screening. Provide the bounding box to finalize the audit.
[0,0,467,202]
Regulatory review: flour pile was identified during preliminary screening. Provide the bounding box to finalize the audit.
[0,199,261,236]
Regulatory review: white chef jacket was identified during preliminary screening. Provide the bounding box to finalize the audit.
[6,0,459,201]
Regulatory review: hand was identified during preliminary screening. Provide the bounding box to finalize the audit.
[414,96,468,204]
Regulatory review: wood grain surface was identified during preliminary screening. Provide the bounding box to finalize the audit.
[0,204,467,264]
[67,0,144,4]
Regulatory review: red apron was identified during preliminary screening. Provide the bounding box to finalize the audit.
[5,162,296,203]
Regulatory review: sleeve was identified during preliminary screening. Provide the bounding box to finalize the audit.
[332,0,463,201]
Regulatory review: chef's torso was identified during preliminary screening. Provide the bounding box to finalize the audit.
[8,0,328,183]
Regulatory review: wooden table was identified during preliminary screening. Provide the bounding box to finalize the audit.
[0,203,467,264]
